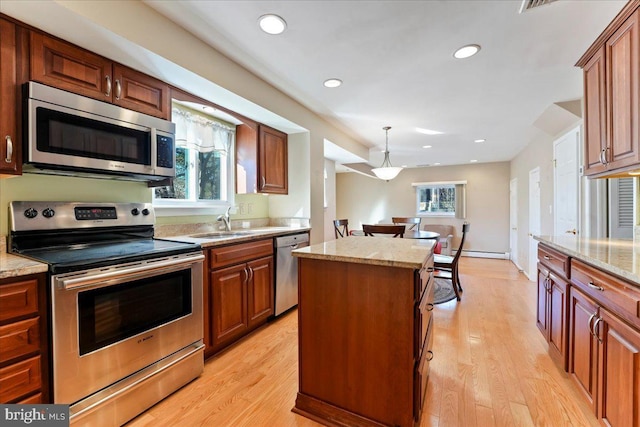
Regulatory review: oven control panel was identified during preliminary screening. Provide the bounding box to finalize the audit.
[9,202,156,231]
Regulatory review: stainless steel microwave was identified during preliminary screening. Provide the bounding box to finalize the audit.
[24,81,175,182]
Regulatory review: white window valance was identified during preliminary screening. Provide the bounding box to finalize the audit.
[172,106,235,153]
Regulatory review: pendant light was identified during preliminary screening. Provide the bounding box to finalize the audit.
[372,126,403,181]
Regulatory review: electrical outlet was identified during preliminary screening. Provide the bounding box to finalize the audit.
[238,203,245,214]
[248,203,253,214]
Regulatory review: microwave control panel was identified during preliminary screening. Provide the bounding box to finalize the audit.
[156,134,174,168]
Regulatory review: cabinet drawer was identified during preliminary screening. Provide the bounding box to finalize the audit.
[0,356,41,402]
[0,279,38,322]
[415,254,434,300]
[571,259,640,327]
[538,244,570,278]
[0,317,40,364]
[414,317,434,422]
[17,393,42,404]
[415,279,435,359]
[209,239,273,269]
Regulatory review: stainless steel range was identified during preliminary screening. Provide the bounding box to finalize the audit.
[9,201,205,426]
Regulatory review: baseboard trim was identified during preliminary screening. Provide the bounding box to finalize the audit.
[456,250,510,260]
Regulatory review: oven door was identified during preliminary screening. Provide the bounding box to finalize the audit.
[51,252,204,404]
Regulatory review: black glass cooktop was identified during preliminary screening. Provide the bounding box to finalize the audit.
[16,238,200,274]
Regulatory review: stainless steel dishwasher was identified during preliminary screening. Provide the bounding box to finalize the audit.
[274,232,310,316]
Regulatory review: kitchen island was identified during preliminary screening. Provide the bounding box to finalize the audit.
[292,236,435,427]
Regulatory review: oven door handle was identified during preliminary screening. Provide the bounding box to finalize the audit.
[57,253,205,290]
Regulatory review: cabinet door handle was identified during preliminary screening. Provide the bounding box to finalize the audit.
[426,303,434,312]
[242,267,248,284]
[592,317,603,343]
[426,350,434,361]
[588,313,596,334]
[588,281,604,292]
[4,135,12,163]
[426,267,434,272]
[247,266,254,283]
[260,176,266,190]
[105,75,112,96]
[115,79,122,100]
[543,255,551,260]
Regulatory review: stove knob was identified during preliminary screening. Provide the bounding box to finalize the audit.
[24,208,38,219]
[141,208,150,216]
[42,208,55,218]
[131,208,140,216]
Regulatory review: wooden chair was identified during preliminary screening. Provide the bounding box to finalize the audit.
[434,222,470,301]
[362,224,405,238]
[333,219,350,238]
[392,217,422,231]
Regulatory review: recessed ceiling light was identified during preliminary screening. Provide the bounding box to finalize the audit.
[422,145,432,149]
[258,14,287,35]
[401,164,408,168]
[474,138,486,143]
[416,127,443,135]
[453,44,481,59]
[470,159,478,163]
[323,78,342,88]
[434,162,441,166]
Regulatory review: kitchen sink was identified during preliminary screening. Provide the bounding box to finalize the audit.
[189,230,255,239]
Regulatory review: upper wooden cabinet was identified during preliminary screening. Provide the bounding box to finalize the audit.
[30,32,170,119]
[0,18,23,175]
[578,2,640,177]
[236,123,288,194]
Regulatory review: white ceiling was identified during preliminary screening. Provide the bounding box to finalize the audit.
[143,0,626,171]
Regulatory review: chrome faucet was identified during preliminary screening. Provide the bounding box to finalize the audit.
[217,206,232,231]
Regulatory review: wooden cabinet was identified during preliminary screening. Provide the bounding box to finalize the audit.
[0,273,48,403]
[597,308,640,426]
[0,17,24,175]
[568,286,599,411]
[578,2,640,177]
[30,32,170,119]
[204,239,274,357]
[569,259,640,427]
[536,244,570,370]
[236,122,288,194]
[294,252,434,427]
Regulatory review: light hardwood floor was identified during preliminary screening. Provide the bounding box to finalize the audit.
[126,257,599,427]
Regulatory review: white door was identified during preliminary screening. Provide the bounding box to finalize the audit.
[528,167,541,281]
[510,178,520,269]
[554,127,580,236]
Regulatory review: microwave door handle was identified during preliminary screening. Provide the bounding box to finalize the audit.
[150,128,157,172]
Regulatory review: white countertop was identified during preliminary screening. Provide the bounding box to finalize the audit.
[293,236,434,269]
[535,235,639,284]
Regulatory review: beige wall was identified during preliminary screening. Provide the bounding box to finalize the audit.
[324,159,337,241]
[336,162,511,254]
[510,124,578,275]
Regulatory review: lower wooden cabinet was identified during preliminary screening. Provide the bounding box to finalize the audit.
[537,264,569,369]
[568,286,599,410]
[204,239,274,357]
[569,277,640,427]
[597,308,640,426]
[0,273,49,403]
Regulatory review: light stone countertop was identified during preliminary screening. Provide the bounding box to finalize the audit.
[166,226,311,248]
[0,252,48,280]
[535,235,639,284]
[292,236,435,269]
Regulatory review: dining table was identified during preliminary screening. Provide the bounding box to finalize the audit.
[351,228,440,240]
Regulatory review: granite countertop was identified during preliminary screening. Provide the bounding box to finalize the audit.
[292,236,434,269]
[167,226,311,248]
[0,252,48,280]
[535,235,639,284]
